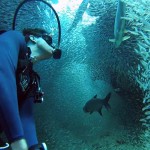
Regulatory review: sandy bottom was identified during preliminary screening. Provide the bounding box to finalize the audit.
[36,113,144,150]
[38,125,143,150]
[35,91,145,150]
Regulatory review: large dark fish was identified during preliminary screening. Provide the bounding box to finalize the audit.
[83,92,111,116]
[67,0,89,32]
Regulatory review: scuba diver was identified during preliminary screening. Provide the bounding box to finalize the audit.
[0,28,61,150]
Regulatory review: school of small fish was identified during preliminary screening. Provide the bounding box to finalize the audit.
[124,0,150,127]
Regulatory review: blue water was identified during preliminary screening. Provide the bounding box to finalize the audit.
[0,0,146,149]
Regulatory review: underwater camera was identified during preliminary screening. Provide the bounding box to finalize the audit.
[32,74,44,103]
[34,87,44,103]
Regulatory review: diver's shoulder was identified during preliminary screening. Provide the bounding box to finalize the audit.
[5,30,24,41]
[7,30,23,36]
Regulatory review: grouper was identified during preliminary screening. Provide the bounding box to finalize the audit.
[83,92,111,116]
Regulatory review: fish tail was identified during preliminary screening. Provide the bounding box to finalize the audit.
[104,92,111,110]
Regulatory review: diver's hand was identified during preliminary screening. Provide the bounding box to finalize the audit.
[53,49,62,59]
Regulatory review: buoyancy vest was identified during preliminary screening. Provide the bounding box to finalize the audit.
[16,48,44,106]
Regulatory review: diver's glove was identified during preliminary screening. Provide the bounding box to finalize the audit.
[53,48,62,59]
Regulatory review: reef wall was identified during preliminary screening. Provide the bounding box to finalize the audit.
[122,0,150,127]
[110,0,150,148]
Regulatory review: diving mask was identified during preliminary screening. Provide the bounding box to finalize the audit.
[41,34,52,46]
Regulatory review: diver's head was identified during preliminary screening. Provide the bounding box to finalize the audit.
[23,28,52,46]
[23,28,61,60]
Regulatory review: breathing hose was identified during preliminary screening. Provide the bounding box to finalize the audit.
[12,0,61,48]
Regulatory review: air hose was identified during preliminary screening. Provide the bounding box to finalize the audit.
[12,0,61,48]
